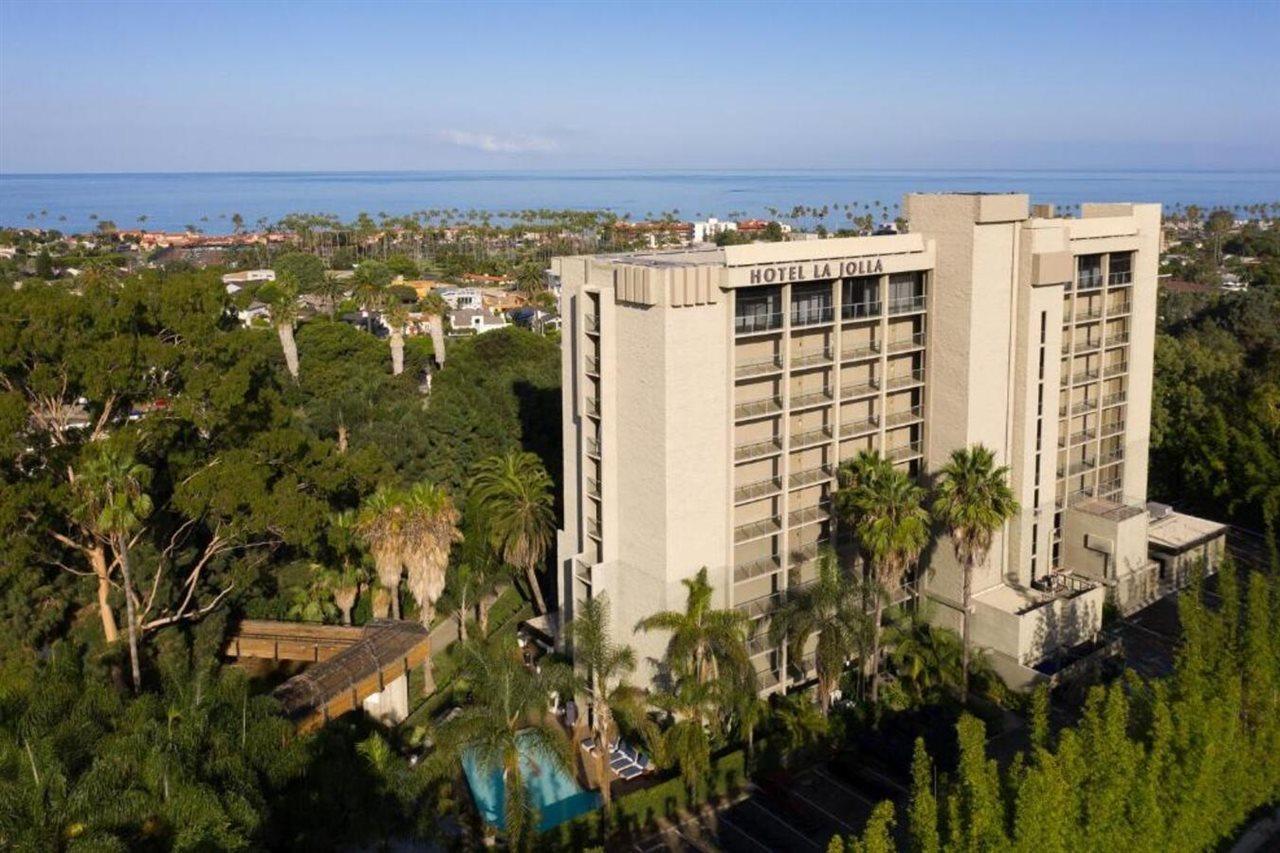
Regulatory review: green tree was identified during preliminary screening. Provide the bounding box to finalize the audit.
[352,260,392,333]
[946,714,1008,851]
[932,445,1018,695]
[907,738,939,853]
[261,278,301,380]
[637,566,751,689]
[468,451,556,615]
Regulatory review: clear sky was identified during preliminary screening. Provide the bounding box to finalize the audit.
[1,0,1277,173]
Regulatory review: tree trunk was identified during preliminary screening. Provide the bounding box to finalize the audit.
[870,596,884,704]
[390,329,404,375]
[961,557,973,698]
[390,584,401,620]
[524,565,547,615]
[478,596,490,635]
[336,422,348,454]
[115,536,142,693]
[427,315,446,367]
[277,322,299,379]
[90,544,119,643]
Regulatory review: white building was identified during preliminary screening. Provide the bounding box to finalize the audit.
[692,218,739,244]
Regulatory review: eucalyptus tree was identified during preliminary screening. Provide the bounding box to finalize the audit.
[468,451,556,615]
[769,548,873,714]
[932,445,1018,695]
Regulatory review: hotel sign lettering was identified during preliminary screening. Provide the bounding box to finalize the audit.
[748,257,885,285]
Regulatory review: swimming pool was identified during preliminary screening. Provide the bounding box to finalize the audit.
[461,731,601,832]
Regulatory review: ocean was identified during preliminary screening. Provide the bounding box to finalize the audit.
[2,170,1278,234]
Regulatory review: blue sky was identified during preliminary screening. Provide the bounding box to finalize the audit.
[1,0,1277,173]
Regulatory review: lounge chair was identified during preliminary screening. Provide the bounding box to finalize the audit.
[617,763,645,780]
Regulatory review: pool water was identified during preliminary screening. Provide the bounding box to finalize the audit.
[461,732,601,831]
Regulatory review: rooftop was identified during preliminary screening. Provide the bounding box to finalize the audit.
[1148,509,1227,552]
[1074,497,1147,522]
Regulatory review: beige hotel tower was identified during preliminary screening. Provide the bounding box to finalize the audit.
[553,193,1172,691]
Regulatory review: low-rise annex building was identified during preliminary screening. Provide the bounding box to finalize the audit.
[552,192,1224,692]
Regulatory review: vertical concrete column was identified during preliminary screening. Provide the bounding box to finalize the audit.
[362,673,409,726]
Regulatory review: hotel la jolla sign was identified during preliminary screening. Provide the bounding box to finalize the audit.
[746,257,885,285]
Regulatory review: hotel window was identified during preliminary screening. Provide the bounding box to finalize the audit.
[888,272,925,312]
[736,287,782,334]
[841,276,880,318]
[1109,252,1133,284]
[1077,254,1104,289]
[790,283,833,326]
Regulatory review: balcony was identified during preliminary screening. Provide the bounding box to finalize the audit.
[840,414,879,438]
[791,306,835,328]
[1099,447,1125,466]
[789,464,834,489]
[735,395,783,420]
[841,340,881,361]
[886,368,926,390]
[586,518,601,539]
[1075,338,1101,355]
[735,555,783,584]
[736,354,783,379]
[887,441,924,462]
[883,405,924,428]
[1100,420,1125,438]
[1097,478,1122,497]
[888,294,927,315]
[584,314,600,334]
[584,354,600,376]
[735,475,782,504]
[1109,301,1132,317]
[1105,332,1130,348]
[735,436,782,462]
[791,348,833,370]
[735,589,783,619]
[586,477,601,499]
[791,425,835,449]
[1072,368,1100,386]
[789,540,825,566]
[841,378,880,399]
[842,301,882,321]
[736,312,783,336]
[1077,272,1105,291]
[789,502,831,529]
[1071,398,1097,415]
[1069,428,1096,446]
[735,516,782,544]
[1074,306,1104,323]
[586,435,602,457]
[1104,362,1128,378]
[746,632,779,657]
[585,396,602,417]
[573,558,594,588]
[790,387,834,410]
[1061,340,1072,355]
[1108,270,1133,286]
[887,332,927,353]
[1103,391,1127,408]
[1068,457,1097,476]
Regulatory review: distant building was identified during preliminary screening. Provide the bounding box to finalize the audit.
[692,218,738,244]
[222,269,275,294]
[438,287,484,310]
[448,307,507,335]
[510,306,561,335]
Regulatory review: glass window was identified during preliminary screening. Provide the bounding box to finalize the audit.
[888,272,925,312]
[735,287,781,334]
[841,276,879,318]
[1077,254,1104,288]
[790,283,833,326]
[1108,252,1133,284]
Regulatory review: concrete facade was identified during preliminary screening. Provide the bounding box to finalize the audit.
[554,193,1164,690]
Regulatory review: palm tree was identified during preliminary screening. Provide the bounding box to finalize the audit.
[636,566,751,689]
[468,452,556,615]
[356,488,407,619]
[352,260,392,333]
[886,609,965,706]
[431,638,574,843]
[932,445,1019,695]
[769,549,873,714]
[651,677,720,799]
[571,593,645,808]
[265,278,300,380]
[841,459,930,703]
[74,446,152,692]
[385,301,409,376]
[400,482,462,629]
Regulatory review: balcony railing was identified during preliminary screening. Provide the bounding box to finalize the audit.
[887,332,927,353]
[1068,457,1097,476]
[1097,478,1123,496]
[789,540,825,566]
[842,301,882,320]
[1102,391,1127,407]
[884,405,923,428]
[791,349,833,369]
[1104,361,1128,378]
[887,441,924,462]
[1109,301,1132,316]
[789,502,831,528]
[735,436,782,462]
[1069,428,1096,446]
[736,354,783,378]
[735,555,783,584]
[1075,338,1101,354]
[1072,368,1100,385]
[745,631,779,657]
[1077,272,1105,290]
[584,354,600,375]
[841,340,880,361]
[1101,420,1125,437]
[840,414,879,437]
[735,516,782,544]
[886,368,926,389]
[791,306,835,327]
[790,388,834,410]
[735,395,783,420]
[584,314,600,334]
[735,312,783,335]
[1074,306,1104,322]
[585,397,602,417]
[888,294,928,315]
[1108,270,1133,285]
[1105,332,1130,347]
[791,425,834,449]
[735,475,782,503]
[1099,447,1125,466]
[735,589,784,619]
[842,378,879,398]
[789,464,834,489]
[1071,398,1097,415]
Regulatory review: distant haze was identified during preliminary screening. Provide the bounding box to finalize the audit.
[0,1,1277,175]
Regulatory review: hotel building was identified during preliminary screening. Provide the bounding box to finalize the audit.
[553,193,1204,690]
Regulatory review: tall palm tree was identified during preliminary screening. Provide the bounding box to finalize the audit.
[468,452,556,615]
[571,593,645,808]
[769,549,873,715]
[932,445,1019,695]
[651,676,721,799]
[431,638,574,844]
[352,260,391,333]
[265,278,300,380]
[385,301,409,376]
[74,446,152,692]
[400,482,462,629]
[355,488,407,619]
[636,566,751,689]
[841,460,930,703]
